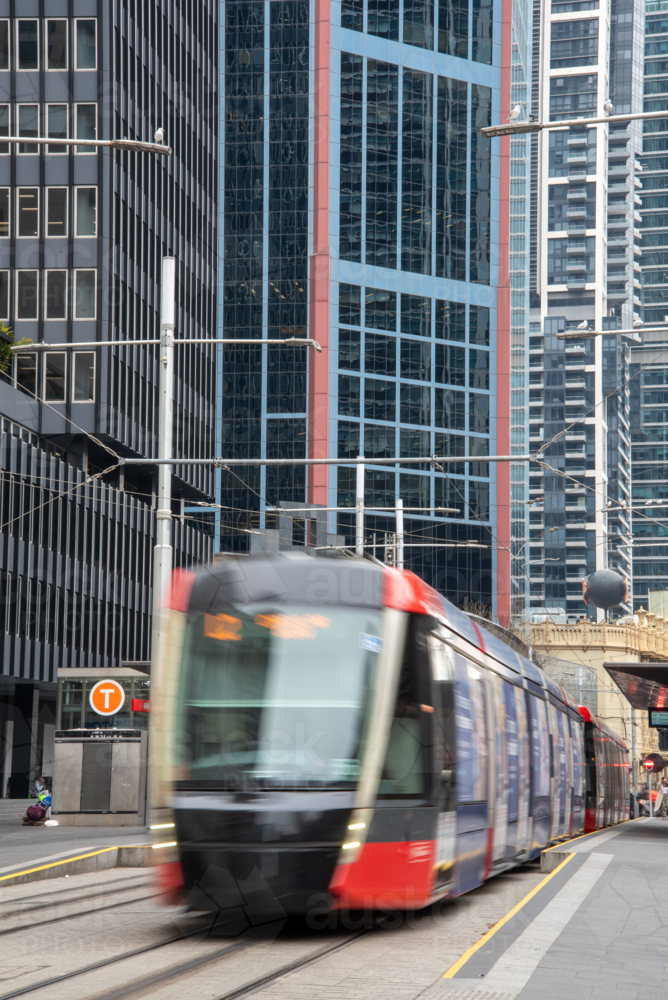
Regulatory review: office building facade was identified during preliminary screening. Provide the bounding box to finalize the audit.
[526,0,641,620]
[0,2,217,796]
[219,0,533,621]
[633,0,668,610]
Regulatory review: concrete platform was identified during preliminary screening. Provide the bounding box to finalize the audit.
[0,817,150,885]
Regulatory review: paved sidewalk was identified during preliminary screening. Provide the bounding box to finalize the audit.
[425,817,667,1000]
[0,818,149,875]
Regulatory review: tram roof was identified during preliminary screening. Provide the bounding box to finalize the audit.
[603,661,668,711]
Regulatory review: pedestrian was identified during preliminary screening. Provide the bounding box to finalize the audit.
[31,775,45,798]
[659,779,668,819]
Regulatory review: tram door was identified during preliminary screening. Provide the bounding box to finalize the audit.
[528,694,551,855]
[514,685,530,856]
[491,676,508,864]
[453,657,489,893]
[570,716,584,834]
[502,680,521,859]
[429,634,457,890]
[549,707,567,841]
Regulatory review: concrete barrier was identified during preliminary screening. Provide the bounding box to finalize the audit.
[117,845,151,867]
[540,850,571,873]
[0,844,151,888]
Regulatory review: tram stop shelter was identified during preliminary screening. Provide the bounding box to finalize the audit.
[603,661,668,709]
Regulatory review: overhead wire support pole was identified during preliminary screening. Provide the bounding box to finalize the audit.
[356,456,365,557]
[148,257,175,827]
[395,498,404,570]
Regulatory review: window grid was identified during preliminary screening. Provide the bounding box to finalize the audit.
[336,283,492,524]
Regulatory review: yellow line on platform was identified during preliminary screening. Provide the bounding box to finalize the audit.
[442,853,575,979]
[543,816,641,853]
[0,846,118,883]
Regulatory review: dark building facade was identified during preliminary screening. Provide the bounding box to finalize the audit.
[0,2,217,797]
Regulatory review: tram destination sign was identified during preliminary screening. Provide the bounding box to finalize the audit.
[648,708,668,728]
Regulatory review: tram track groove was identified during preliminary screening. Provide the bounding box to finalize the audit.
[0,914,247,1000]
[0,875,152,918]
[0,901,388,1000]
[0,891,159,937]
[211,928,380,1000]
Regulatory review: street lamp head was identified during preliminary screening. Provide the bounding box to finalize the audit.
[10,340,51,353]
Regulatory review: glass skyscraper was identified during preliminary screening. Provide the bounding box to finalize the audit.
[526,0,642,621]
[219,0,532,621]
[633,0,668,610]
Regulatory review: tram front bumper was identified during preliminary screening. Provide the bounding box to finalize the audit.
[177,842,341,917]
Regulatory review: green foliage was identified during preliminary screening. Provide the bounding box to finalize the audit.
[0,324,32,374]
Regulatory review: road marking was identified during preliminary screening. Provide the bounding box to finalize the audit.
[0,847,119,882]
[0,848,99,875]
[461,852,612,997]
[442,853,574,978]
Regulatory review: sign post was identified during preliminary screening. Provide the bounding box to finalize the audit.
[643,753,665,817]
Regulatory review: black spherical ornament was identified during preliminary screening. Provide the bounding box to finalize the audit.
[583,569,628,609]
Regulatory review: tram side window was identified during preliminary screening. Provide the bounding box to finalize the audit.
[429,633,456,771]
[378,633,428,798]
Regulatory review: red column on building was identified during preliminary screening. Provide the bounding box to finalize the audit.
[496,0,513,628]
[308,0,331,507]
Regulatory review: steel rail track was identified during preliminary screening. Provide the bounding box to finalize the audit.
[0,910,387,1000]
[0,874,151,917]
[0,915,247,1000]
[0,891,159,937]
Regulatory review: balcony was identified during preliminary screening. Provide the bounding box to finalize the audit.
[567,259,586,272]
[567,153,588,165]
[567,242,586,253]
[567,135,588,147]
[567,206,587,219]
[607,200,629,215]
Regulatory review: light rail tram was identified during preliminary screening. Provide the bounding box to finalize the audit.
[153,555,629,914]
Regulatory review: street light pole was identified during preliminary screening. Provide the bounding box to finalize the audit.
[147,257,175,829]
[153,257,176,646]
[356,457,365,557]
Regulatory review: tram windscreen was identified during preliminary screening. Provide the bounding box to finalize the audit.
[175,606,384,788]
